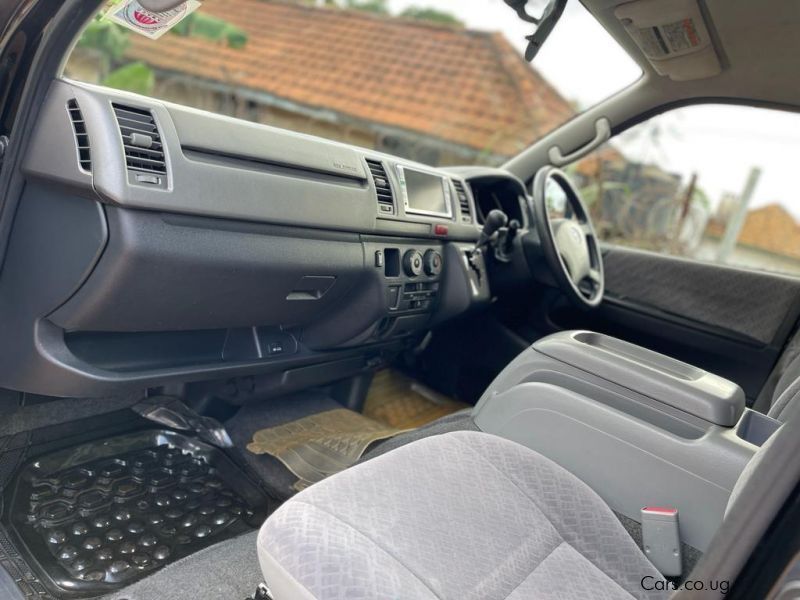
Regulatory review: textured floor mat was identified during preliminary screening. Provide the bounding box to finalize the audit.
[8,430,267,597]
[364,369,470,429]
[246,408,401,490]
[226,393,341,499]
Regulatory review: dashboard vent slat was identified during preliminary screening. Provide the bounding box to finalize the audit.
[452,179,473,224]
[366,159,395,215]
[67,100,91,172]
[112,103,167,177]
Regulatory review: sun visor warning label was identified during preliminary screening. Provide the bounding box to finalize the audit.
[630,18,702,59]
[107,0,201,40]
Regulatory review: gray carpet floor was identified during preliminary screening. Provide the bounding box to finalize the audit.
[226,391,344,499]
[0,391,144,437]
[104,531,262,600]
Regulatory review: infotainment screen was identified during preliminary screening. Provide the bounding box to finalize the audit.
[397,166,452,218]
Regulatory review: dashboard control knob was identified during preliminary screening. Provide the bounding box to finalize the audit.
[403,250,424,277]
[423,250,443,276]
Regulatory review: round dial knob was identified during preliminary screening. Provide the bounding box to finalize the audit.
[403,250,424,277]
[423,250,443,276]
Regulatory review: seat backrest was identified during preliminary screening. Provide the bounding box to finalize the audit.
[767,353,800,422]
[680,406,800,600]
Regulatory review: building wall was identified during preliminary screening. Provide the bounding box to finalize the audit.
[696,238,800,277]
[64,51,106,84]
[151,77,377,150]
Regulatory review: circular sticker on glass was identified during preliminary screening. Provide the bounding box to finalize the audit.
[107,1,200,40]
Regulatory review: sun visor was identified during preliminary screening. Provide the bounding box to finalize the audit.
[615,0,721,81]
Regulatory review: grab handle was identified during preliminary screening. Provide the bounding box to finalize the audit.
[548,118,611,166]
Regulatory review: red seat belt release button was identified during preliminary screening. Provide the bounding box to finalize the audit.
[641,506,682,577]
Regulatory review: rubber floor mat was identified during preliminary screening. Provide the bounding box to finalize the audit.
[363,369,470,429]
[246,409,402,491]
[8,430,268,597]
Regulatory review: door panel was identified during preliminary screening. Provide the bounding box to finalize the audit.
[602,247,800,345]
[549,246,800,402]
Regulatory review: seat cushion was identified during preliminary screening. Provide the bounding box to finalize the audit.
[257,430,666,600]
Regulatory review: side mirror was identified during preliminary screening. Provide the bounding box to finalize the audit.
[503,0,567,61]
[137,0,189,12]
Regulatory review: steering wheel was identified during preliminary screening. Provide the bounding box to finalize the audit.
[531,166,604,308]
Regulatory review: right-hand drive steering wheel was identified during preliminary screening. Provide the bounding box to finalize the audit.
[530,166,605,309]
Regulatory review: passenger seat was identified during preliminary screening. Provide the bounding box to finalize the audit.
[257,431,668,599]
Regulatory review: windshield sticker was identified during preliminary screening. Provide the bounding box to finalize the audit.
[107,0,201,40]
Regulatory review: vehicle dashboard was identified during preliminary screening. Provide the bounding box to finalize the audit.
[0,80,530,397]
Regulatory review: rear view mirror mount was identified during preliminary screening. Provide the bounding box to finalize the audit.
[503,0,567,61]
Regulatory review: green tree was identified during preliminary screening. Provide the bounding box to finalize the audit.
[341,0,461,25]
[102,61,154,95]
[399,7,463,26]
[344,0,390,14]
[691,185,711,211]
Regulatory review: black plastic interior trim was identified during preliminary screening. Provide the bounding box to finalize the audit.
[0,0,103,269]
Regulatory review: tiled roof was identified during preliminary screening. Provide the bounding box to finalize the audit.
[707,203,800,259]
[124,0,574,156]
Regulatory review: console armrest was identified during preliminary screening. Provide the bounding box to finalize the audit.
[535,331,745,426]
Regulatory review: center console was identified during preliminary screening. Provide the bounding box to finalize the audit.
[367,239,446,340]
[334,238,489,346]
[473,330,777,551]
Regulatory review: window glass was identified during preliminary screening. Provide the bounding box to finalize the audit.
[545,176,570,219]
[63,0,640,167]
[569,104,800,277]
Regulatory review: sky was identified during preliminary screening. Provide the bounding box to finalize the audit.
[388,0,800,219]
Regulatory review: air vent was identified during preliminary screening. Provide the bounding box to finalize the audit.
[366,159,395,215]
[452,179,473,224]
[67,100,91,172]
[112,103,167,181]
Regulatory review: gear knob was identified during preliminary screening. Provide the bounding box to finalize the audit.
[477,209,508,248]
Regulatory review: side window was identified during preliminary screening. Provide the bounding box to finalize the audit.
[570,105,800,277]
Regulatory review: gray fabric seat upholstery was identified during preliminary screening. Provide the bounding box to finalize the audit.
[257,431,666,600]
[768,353,800,422]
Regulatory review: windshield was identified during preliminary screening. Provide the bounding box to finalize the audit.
[63,0,640,167]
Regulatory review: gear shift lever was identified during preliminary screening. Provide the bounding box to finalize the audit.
[467,209,507,290]
[477,209,508,250]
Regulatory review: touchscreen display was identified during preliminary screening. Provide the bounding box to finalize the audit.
[403,169,449,216]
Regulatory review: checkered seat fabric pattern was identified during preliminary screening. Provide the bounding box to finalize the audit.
[257,431,667,600]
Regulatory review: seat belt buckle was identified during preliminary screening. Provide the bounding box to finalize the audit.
[641,506,682,577]
[245,583,274,600]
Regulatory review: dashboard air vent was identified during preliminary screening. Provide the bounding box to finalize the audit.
[112,103,167,181]
[366,159,395,215]
[67,100,91,172]
[452,179,473,224]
